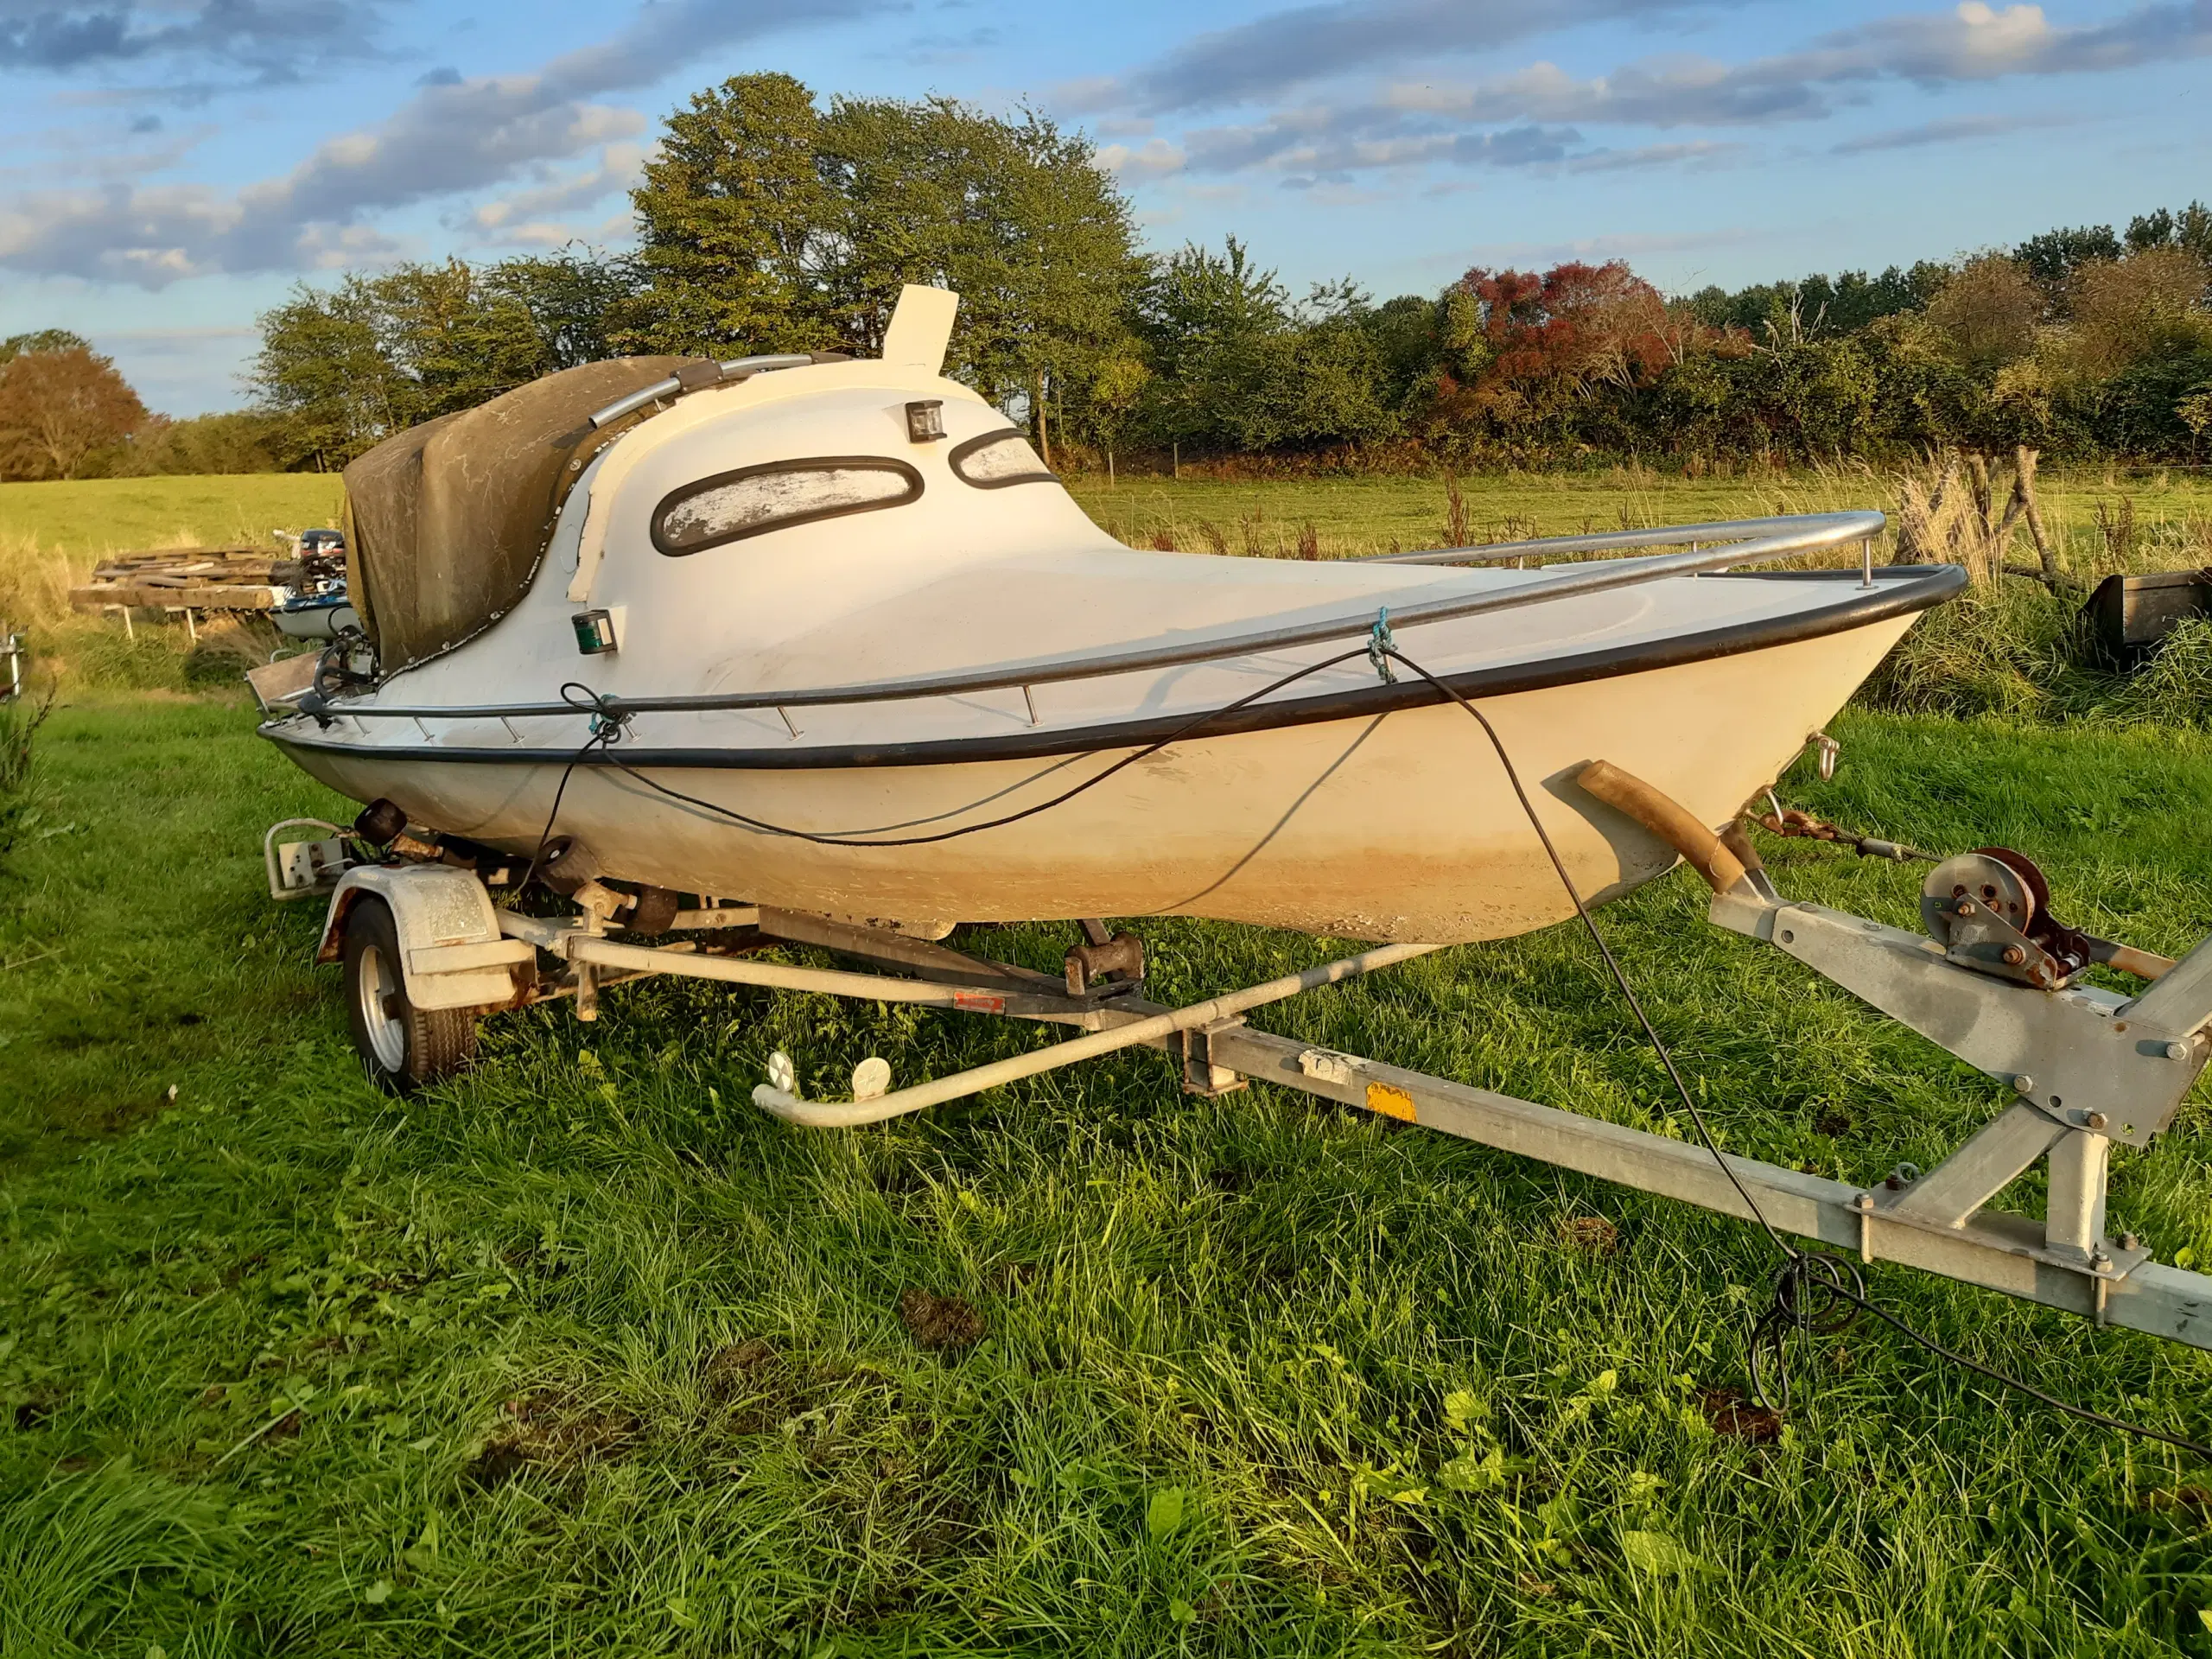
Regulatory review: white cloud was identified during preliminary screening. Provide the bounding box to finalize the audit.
[1146,0,2212,182]
[0,0,885,285]
[1828,109,2069,153]
[1064,0,1708,116]
[1566,138,1747,171]
[1097,138,1187,180]
[0,0,391,83]
[464,142,648,236]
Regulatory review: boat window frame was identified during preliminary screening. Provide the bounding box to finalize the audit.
[650,454,925,556]
[947,428,1057,491]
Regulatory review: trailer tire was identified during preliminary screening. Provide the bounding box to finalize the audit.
[342,895,478,1093]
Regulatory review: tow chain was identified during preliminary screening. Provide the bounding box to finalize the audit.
[1756,792,1936,863]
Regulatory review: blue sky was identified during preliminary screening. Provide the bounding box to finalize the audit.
[0,0,2205,414]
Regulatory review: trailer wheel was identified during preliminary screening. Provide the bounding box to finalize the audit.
[342,895,478,1093]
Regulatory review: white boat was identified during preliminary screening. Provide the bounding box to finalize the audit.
[262,286,1962,945]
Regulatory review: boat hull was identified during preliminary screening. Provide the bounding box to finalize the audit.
[270,611,1912,944]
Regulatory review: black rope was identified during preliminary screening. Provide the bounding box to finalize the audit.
[565,648,1376,849]
[518,682,632,890]
[1376,644,2212,1464]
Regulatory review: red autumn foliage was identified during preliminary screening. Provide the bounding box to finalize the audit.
[1458,259,1675,395]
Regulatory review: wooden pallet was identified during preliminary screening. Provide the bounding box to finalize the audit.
[70,547,284,612]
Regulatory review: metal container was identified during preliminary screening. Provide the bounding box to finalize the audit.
[2084,569,2212,669]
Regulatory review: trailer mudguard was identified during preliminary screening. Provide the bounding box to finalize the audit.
[317,865,537,1010]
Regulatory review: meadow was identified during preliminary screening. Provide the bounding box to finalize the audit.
[7,474,2212,1655]
[1063,463,2212,560]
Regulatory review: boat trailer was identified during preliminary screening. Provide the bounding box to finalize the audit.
[269,760,2212,1358]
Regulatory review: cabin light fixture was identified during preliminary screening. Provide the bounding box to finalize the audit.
[905,399,945,442]
[572,607,620,655]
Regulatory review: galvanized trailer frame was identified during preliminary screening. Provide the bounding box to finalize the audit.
[301,767,2212,1357]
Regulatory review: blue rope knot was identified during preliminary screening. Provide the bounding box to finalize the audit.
[1368,607,1397,684]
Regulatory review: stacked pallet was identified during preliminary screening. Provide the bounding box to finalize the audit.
[69,548,284,613]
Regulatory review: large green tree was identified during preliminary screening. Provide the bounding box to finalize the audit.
[1129,240,1396,454]
[625,72,835,356]
[256,276,429,467]
[822,96,1144,454]
[254,250,646,467]
[626,75,1145,454]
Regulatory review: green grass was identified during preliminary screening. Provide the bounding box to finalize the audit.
[0,476,346,696]
[1066,465,2212,561]
[0,474,344,559]
[8,691,2212,1654]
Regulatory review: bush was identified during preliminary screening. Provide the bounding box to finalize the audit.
[0,693,48,873]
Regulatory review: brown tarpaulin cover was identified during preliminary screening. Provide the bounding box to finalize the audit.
[341,356,711,671]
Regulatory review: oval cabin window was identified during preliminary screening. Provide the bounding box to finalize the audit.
[949,429,1055,489]
[652,457,923,556]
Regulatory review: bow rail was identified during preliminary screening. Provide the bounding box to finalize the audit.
[296,510,1891,723]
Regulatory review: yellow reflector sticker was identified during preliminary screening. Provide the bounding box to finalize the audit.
[1364,1082,1416,1122]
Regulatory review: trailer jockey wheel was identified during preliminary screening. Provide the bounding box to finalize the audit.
[342,895,479,1093]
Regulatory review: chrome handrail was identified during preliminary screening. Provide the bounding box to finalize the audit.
[1363,513,1875,566]
[299,511,1892,722]
[586,353,831,429]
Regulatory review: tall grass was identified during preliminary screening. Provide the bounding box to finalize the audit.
[0,1467,239,1656]
[0,694,47,870]
[1862,491,2212,726]
[0,524,288,696]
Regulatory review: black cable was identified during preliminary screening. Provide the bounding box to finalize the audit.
[575,647,1377,849]
[518,682,631,890]
[1376,643,2212,1465]
[1374,646,1792,1256]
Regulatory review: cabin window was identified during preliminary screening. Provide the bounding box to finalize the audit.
[948,429,1055,489]
[652,457,923,556]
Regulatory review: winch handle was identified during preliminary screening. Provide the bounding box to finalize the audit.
[1574,760,1751,897]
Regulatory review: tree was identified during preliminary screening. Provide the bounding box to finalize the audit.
[818,96,1144,448]
[2179,386,2212,461]
[625,76,1147,451]
[1122,241,1394,454]
[2126,202,2212,262]
[253,277,411,468]
[0,346,146,480]
[487,248,643,369]
[1680,264,1944,337]
[1357,294,1446,415]
[626,72,834,355]
[252,249,645,466]
[1132,238,1293,451]
[2065,246,2212,376]
[1924,255,2041,372]
[1084,353,1150,474]
[2013,224,2122,315]
[123,411,286,475]
[1424,260,1673,454]
[0,328,91,365]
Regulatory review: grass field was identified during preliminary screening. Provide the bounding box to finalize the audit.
[1065,464,2212,560]
[0,474,344,558]
[10,475,2212,1653]
[10,698,2212,1655]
